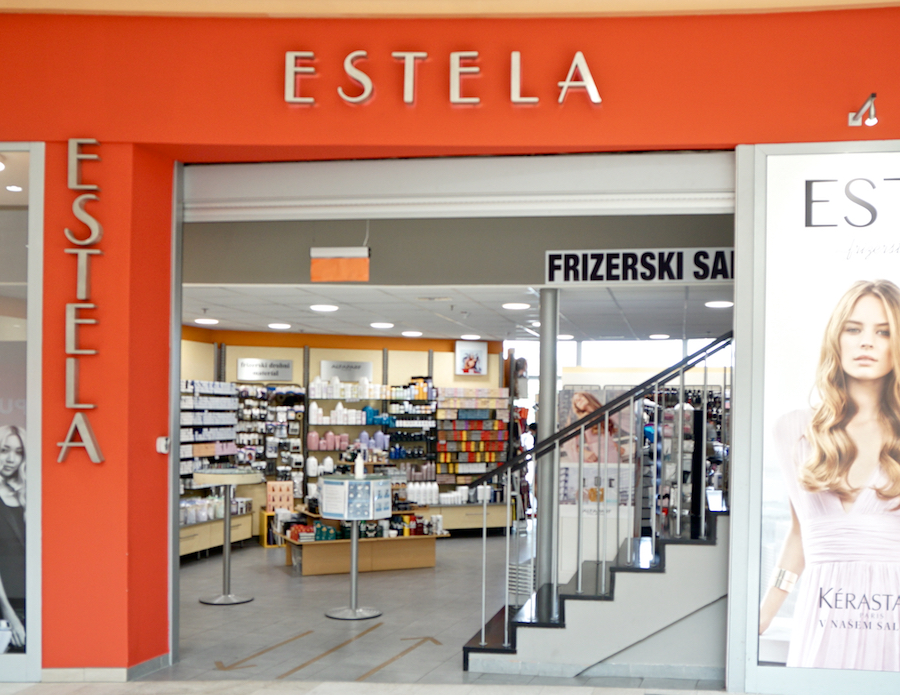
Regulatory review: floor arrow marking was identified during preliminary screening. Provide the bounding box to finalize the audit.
[356,636,442,681]
[276,622,384,679]
[215,629,314,671]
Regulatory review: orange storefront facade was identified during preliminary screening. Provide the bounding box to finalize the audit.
[1,4,899,687]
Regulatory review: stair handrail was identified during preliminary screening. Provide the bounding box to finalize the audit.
[471,329,733,487]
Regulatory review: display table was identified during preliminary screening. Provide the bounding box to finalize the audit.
[278,533,447,575]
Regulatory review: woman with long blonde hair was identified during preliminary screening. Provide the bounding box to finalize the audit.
[760,280,900,671]
[0,425,26,650]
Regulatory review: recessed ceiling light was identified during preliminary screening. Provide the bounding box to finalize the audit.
[402,330,423,337]
[460,334,481,340]
[705,300,734,309]
[195,318,219,325]
[5,185,22,193]
[0,156,5,173]
[268,323,291,330]
[310,304,339,312]
[530,321,541,327]
[649,334,670,340]
[557,334,574,340]
[371,322,394,329]
[502,302,531,310]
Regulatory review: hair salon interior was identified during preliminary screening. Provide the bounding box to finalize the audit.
[1,2,899,694]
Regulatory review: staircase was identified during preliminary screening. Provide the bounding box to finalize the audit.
[462,333,733,681]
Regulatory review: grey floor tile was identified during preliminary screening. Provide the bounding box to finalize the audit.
[583,676,643,688]
[696,679,726,691]
[527,675,590,686]
[639,677,698,690]
[472,672,536,685]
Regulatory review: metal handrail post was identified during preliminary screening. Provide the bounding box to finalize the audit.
[576,425,585,594]
[651,381,659,554]
[480,484,488,646]
[552,441,560,602]
[676,366,685,537]
[601,412,608,592]
[701,359,708,539]
[630,397,639,563]
[504,470,511,647]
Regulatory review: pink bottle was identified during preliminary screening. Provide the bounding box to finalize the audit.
[307,430,319,451]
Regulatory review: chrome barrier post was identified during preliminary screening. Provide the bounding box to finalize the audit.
[576,425,585,594]
[504,470,511,647]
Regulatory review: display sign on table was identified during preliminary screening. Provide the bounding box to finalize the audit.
[321,475,392,520]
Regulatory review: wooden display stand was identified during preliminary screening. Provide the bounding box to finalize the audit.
[279,533,447,576]
[423,503,510,530]
[179,512,253,556]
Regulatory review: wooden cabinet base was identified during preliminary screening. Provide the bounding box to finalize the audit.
[282,534,442,576]
[179,513,253,556]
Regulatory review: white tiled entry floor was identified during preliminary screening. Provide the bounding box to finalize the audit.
[119,531,725,693]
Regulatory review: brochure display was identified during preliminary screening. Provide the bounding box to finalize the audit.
[322,475,390,620]
[193,469,265,605]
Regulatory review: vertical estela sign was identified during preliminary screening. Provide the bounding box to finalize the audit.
[57,138,104,463]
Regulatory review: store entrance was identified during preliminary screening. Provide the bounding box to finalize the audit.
[165,152,736,685]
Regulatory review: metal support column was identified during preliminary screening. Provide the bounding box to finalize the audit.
[536,288,559,593]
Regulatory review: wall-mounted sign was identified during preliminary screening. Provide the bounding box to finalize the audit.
[545,247,734,285]
[237,358,293,382]
[321,360,373,382]
[285,50,601,107]
[455,341,488,376]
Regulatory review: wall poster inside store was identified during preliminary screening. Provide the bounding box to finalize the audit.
[0,195,28,656]
[455,341,487,376]
[758,151,900,672]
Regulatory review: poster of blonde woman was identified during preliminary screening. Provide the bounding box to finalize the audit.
[759,151,900,672]
[558,390,622,504]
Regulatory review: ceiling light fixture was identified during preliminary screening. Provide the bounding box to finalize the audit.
[460,334,481,340]
[705,300,734,309]
[310,304,339,312]
[649,334,670,340]
[5,185,22,192]
[371,322,394,329]
[0,155,5,172]
[195,318,219,325]
[557,334,574,340]
[531,320,541,327]
[268,323,291,330]
[502,302,531,310]
[401,330,423,337]
[849,92,878,127]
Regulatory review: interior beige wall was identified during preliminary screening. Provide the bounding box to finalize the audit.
[181,339,215,381]
[225,345,306,384]
[387,349,430,385]
[308,347,384,383]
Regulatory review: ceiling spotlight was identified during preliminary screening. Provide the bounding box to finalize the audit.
[371,322,394,329]
[268,323,291,330]
[502,302,531,310]
[530,320,541,327]
[195,318,219,325]
[649,334,670,340]
[848,93,878,127]
[310,304,339,312]
[460,334,481,340]
[705,300,734,309]
[0,155,5,172]
[402,330,423,337]
[557,334,574,340]
[6,185,22,192]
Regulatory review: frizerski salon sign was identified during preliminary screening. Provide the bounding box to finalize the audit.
[58,138,105,463]
[284,50,602,105]
[545,247,734,285]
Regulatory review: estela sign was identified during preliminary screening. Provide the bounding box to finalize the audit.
[237,358,294,382]
[58,138,104,463]
[545,247,734,285]
[285,50,601,106]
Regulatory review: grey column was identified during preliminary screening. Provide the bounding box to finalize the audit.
[536,288,559,589]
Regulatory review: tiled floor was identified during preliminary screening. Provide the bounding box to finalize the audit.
[77,528,725,694]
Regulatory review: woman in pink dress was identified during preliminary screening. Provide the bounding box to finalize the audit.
[759,279,900,671]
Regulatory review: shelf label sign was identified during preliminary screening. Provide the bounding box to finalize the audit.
[545,247,734,285]
[321,360,373,382]
[237,358,293,381]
